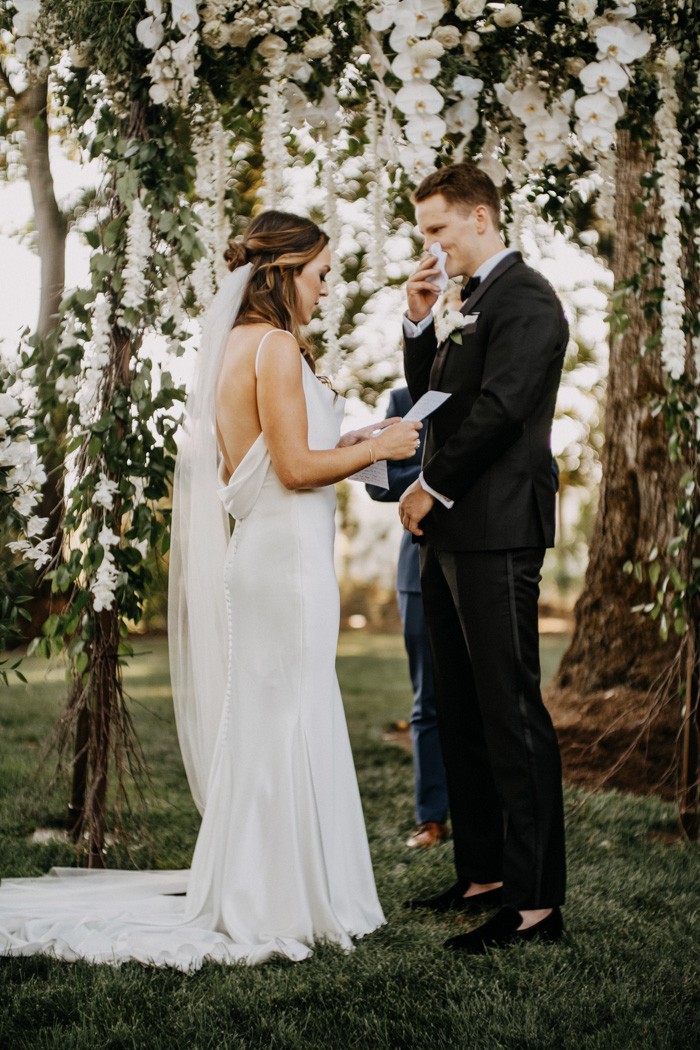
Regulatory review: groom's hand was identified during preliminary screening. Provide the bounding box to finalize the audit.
[406,256,442,324]
[399,479,434,536]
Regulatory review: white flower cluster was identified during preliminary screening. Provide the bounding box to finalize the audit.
[120,196,151,323]
[368,0,451,179]
[318,125,345,373]
[365,100,388,284]
[500,83,574,171]
[573,5,651,152]
[91,524,121,613]
[92,471,119,510]
[193,122,230,292]
[75,295,112,426]
[435,308,467,344]
[1,389,50,568]
[139,1,200,104]
[260,73,288,209]
[654,56,687,382]
[7,0,48,73]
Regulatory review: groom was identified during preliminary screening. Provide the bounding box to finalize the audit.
[398,162,568,953]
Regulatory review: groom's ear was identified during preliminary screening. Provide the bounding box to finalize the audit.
[473,205,492,233]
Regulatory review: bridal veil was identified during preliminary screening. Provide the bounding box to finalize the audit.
[168,263,252,814]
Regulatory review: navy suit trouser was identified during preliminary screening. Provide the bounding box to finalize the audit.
[397,590,449,826]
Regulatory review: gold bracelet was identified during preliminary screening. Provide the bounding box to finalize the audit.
[368,440,376,465]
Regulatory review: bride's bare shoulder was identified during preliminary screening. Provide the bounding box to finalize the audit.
[222,323,298,362]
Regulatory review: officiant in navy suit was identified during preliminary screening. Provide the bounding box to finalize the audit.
[365,386,449,851]
[399,162,568,954]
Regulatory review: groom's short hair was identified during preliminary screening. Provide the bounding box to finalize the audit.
[413,162,501,226]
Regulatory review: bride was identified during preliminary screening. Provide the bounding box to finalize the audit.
[0,210,421,967]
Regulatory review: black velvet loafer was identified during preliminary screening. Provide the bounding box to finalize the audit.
[444,906,564,953]
[404,881,503,914]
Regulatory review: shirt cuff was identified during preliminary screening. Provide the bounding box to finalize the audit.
[419,472,454,509]
[403,312,434,339]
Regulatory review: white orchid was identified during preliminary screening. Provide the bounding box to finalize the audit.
[405,112,446,147]
[136,14,165,50]
[595,22,651,64]
[171,0,199,36]
[366,0,401,32]
[395,81,444,116]
[392,42,441,81]
[580,57,629,96]
[402,0,446,33]
[527,140,569,167]
[25,514,48,538]
[93,473,120,511]
[453,75,484,99]
[524,114,568,145]
[12,490,39,517]
[509,84,548,124]
[399,143,437,180]
[444,98,479,135]
[574,91,619,129]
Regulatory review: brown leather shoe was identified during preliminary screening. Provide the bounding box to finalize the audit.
[405,821,450,849]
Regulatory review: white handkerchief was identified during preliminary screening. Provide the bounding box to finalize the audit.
[428,242,449,292]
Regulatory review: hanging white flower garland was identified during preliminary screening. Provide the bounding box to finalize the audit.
[654,53,687,382]
[319,121,345,375]
[260,60,288,210]
[365,99,388,285]
[120,195,151,324]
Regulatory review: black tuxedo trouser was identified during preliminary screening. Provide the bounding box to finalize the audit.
[419,543,566,909]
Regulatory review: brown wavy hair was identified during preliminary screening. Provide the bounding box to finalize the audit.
[413,161,501,227]
[225,210,329,371]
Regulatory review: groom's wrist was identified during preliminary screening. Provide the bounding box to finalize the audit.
[403,311,434,339]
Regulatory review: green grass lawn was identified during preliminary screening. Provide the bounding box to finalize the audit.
[1,634,698,1050]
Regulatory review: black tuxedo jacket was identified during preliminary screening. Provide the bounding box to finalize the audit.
[404,252,568,552]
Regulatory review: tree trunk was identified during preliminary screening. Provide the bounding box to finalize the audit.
[555,131,683,695]
[16,77,68,613]
[85,608,121,867]
[16,78,66,339]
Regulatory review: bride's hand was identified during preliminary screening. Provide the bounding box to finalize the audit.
[336,417,401,447]
[374,420,422,461]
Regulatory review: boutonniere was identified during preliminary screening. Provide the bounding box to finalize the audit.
[435,308,468,346]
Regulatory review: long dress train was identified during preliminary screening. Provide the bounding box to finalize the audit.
[0,341,385,967]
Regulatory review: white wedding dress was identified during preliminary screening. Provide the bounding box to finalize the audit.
[0,332,385,968]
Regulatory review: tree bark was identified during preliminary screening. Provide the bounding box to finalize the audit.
[15,76,68,606]
[16,78,66,339]
[555,131,682,694]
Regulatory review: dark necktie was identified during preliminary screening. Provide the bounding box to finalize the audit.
[460,276,481,301]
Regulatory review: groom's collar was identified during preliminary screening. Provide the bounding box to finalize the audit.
[461,250,522,314]
[471,246,519,284]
